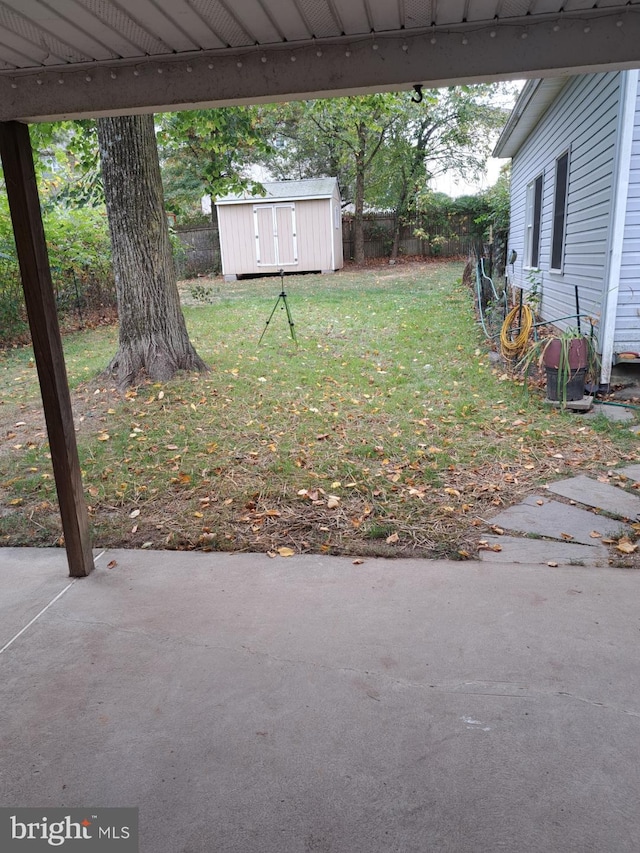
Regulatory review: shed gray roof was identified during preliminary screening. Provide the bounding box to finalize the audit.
[216,178,339,205]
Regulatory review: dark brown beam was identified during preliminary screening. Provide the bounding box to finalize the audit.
[0,120,94,578]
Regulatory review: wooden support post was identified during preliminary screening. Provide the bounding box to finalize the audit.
[0,121,94,577]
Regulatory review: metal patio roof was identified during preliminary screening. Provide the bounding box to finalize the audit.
[0,1,639,122]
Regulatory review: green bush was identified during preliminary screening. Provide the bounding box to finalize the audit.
[0,197,115,346]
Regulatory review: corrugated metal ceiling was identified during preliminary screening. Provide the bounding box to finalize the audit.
[1,0,639,121]
[0,0,638,71]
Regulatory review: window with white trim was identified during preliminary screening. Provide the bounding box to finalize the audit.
[524,173,543,268]
[550,151,569,271]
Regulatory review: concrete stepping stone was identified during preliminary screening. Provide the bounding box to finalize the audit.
[587,403,636,423]
[477,535,608,566]
[546,475,640,519]
[488,495,627,545]
[618,464,640,482]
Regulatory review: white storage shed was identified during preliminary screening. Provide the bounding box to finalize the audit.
[215,178,343,281]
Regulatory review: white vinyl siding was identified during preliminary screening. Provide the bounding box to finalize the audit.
[508,72,621,337]
[616,77,640,350]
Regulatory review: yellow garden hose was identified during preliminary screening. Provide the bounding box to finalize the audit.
[500,304,534,360]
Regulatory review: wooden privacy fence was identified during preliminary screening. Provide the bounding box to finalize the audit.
[175,211,476,276]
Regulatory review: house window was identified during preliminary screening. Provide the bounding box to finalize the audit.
[524,174,543,268]
[551,151,569,271]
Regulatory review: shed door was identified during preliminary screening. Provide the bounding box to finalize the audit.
[255,206,277,266]
[253,204,298,266]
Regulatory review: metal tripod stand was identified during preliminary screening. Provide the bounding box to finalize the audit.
[259,269,297,345]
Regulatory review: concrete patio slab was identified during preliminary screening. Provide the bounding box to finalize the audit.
[0,548,79,651]
[1,548,640,853]
[477,535,609,566]
[547,474,640,519]
[487,494,626,545]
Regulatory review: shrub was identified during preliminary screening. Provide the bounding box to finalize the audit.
[0,197,116,346]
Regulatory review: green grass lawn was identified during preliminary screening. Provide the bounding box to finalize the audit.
[1,260,638,558]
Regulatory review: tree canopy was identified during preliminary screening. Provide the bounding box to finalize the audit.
[157,108,271,221]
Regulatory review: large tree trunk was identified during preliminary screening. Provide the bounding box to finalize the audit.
[390,172,411,260]
[353,164,366,265]
[97,114,207,388]
[352,124,367,265]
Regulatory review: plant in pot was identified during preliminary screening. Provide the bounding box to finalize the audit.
[520,327,600,405]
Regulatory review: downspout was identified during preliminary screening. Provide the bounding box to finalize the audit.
[600,69,639,386]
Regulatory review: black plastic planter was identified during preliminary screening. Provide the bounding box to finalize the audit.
[545,366,587,402]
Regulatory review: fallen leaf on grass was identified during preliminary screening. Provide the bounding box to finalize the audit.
[129,509,141,518]
[141,542,153,549]
[327,495,341,509]
[386,532,399,544]
[97,433,110,441]
[277,546,295,557]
